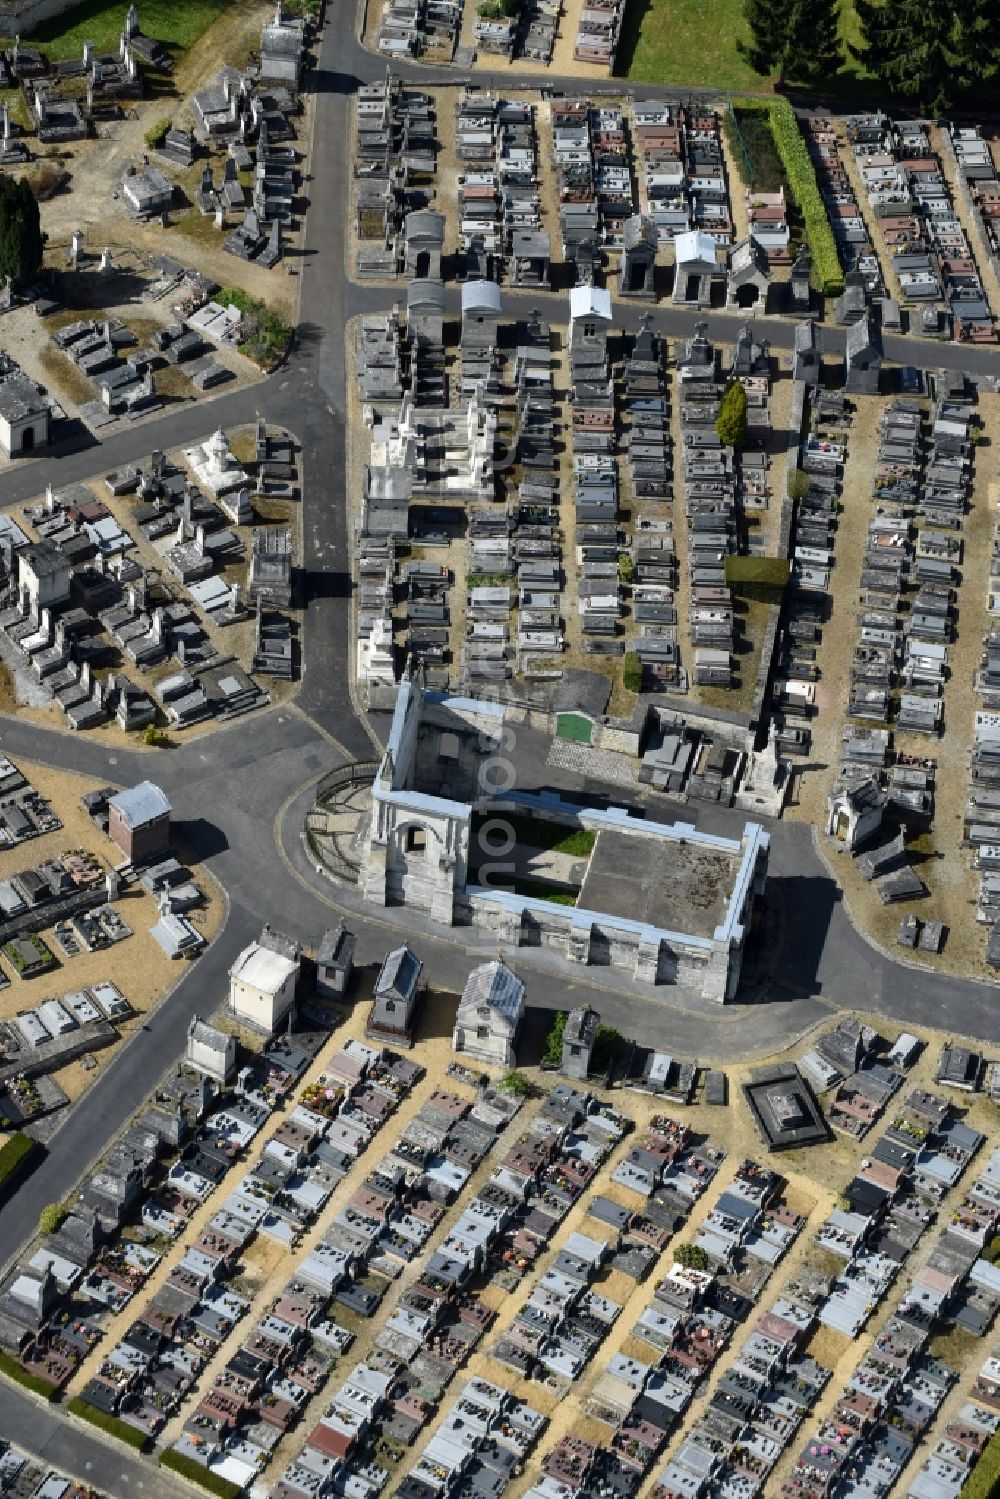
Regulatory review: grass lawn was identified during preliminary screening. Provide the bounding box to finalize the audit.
[471,812,595,858]
[29,0,234,62]
[616,0,872,99]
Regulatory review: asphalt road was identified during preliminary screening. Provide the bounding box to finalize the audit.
[2,1,1000,1488]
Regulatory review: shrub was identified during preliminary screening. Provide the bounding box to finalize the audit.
[144,117,172,150]
[0,1132,37,1190]
[159,1450,242,1497]
[143,723,169,747]
[623,651,642,694]
[787,468,811,501]
[729,97,843,297]
[0,1349,58,1399]
[543,1011,568,1066]
[725,555,789,604]
[500,1070,530,1097]
[38,1202,68,1236]
[218,287,291,370]
[617,553,633,583]
[716,380,749,450]
[674,1242,709,1271]
[68,1398,148,1449]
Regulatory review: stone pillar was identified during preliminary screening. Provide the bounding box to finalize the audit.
[633,935,661,985]
[99,246,113,276]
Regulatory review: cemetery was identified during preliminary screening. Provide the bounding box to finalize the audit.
[0,424,300,737]
[0,911,998,1499]
[0,757,219,1124]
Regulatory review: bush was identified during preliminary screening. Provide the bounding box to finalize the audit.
[144,117,172,150]
[143,723,169,747]
[0,1132,37,1190]
[38,1202,68,1236]
[725,555,789,604]
[787,468,811,501]
[617,553,633,583]
[623,651,642,694]
[729,98,843,297]
[0,1349,58,1399]
[218,287,291,370]
[716,380,749,450]
[68,1398,148,1449]
[159,1451,242,1498]
[543,1011,568,1066]
[500,1070,530,1097]
[674,1242,709,1271]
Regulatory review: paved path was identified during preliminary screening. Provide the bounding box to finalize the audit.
[2,4,1000,1489]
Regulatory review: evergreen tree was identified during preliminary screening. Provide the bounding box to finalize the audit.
[740,0,842,83]
[852,0,967,112]
[738,0,788,78]
[716,381,749,450]
[0,177,42,290]
[784,0,842,84]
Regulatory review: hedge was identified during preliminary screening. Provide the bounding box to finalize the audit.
[725,556,790,589]
[962,1428,1000,1498]
[729,97,844,298]
[0,1132,37,1191]
[67,1398,149,1450]
[0,1349,58,1400]
[160,1450,243,1499]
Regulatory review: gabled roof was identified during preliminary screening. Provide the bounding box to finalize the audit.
[458,959,525,1024]
[674,229,718,269]
[376,945,422,1002]
[569,285,612,323]
[461,279,502,316]
[109,780,172,827]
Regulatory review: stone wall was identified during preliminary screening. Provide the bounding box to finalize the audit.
[0,0,82,34]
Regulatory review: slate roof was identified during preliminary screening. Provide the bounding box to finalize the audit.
[376,945,422,1002]
[0,374,46,422]
[458,960,525,1023]
[109,780,172,827]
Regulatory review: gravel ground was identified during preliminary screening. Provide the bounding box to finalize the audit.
[0,758,223,1109]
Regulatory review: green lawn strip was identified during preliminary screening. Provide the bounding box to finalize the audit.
[615,0,872,98]
[0,1349,58,1400]
[160,1451,242,1499]
[960,1424,1000,1497]
[67,1397,149,1449]
[506,878,578,906]
[0,1132,37,1189]
[30,0,233,61]
[472,812,595,857]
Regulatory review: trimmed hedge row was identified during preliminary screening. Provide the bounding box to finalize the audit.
[0,1132,37,1191]
[730,97,845,298]
[67,1397,148,1450]
[0,1349,58,1400]
[961,1428,1000,1498]
[160,1450,243,1499]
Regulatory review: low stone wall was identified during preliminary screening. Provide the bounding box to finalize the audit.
[458,888,718,995]
[746,376,810,740]
[0,0,81,34]
[0,1018,118,1083]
